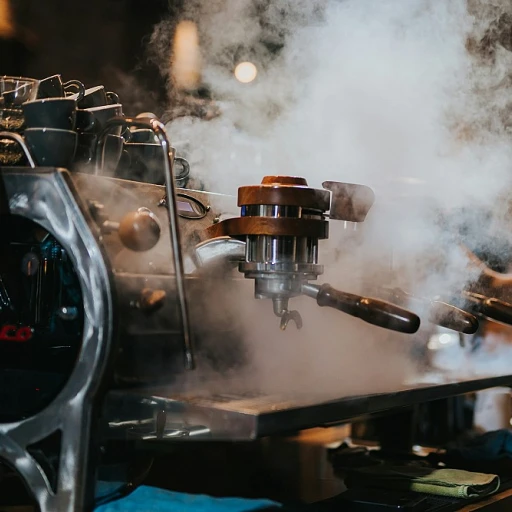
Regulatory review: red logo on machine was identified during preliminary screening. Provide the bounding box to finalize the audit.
[0,325,33,342]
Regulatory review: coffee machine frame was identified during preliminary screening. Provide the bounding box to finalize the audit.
[0,167,116,512]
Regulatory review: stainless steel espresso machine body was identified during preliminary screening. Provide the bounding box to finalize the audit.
[3,117,512,512]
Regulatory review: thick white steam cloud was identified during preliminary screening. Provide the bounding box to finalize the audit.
[160,0,512,396]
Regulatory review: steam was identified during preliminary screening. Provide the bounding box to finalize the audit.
[154,0,512,395]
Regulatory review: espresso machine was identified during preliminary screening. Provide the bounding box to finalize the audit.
[4,88,512,511]
[0,112,423,509]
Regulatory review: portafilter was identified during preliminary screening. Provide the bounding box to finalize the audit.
[205,176,420,334]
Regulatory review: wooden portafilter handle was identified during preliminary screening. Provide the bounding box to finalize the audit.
[302,283,420,334]
[464,292,512,326]
[388,287,479,334]
[428,301,479,334]
[481,298,512,325]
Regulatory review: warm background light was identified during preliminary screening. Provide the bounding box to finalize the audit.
[0,0,15,39]
[234,62,258,84]
[172,20,202,91]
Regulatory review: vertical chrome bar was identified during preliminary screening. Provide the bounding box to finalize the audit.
[150,119,195,370]
[94,116,196,370]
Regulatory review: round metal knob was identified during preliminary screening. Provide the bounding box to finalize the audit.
[118,209,161,252]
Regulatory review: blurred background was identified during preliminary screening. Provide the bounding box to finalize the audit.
[0,0,174,116]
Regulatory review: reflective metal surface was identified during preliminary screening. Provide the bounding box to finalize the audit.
[217,176,421,334]
[0,131,36,168]
[3,163,512,512]
[192,236,245,272]
[237,179,327,330]
[104,374,512,441]
[0,168,115,512]
[95,116,195,370]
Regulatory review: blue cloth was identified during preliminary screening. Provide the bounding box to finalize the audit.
[447,430,512,461]
[95,481,126,504]
[95,486,283,512]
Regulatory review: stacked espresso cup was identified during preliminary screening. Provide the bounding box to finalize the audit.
[0,75,190,187]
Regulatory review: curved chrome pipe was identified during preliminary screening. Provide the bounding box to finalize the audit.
[94,116,195,370]
[0,131,36,168]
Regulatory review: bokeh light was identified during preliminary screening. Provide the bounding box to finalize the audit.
[234,62,258,84]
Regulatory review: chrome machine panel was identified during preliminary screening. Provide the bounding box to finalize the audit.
[0,168,115,512]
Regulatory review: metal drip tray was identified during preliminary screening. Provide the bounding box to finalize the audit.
[105,374,512,441]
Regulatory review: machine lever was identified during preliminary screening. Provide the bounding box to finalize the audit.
[322,181,375,222]
[302,283,420,334]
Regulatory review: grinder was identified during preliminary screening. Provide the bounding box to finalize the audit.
[207,176,420,334]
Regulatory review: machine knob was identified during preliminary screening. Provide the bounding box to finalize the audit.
[130,288,166,313]
[118,208,161,252]
[139,288,166,313]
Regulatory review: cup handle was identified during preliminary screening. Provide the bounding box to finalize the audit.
[0,131,36,168]
[174,156,190,180]
[63,80,86,102]
[76,110,96,133]
[120,125,131,140]
[106,91,120,104]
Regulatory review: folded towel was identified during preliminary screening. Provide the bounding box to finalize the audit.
[95,486,283,512]
[346,465,500,499]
